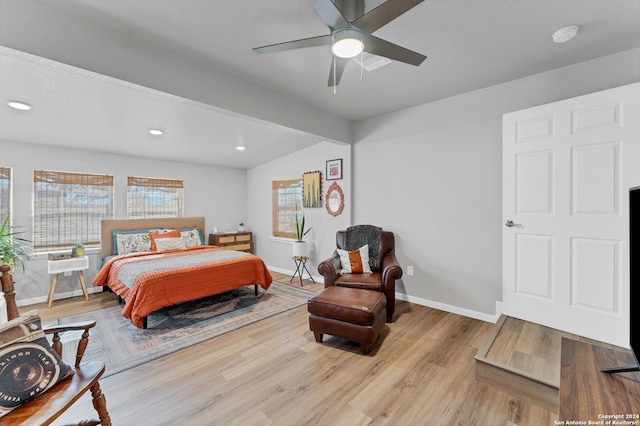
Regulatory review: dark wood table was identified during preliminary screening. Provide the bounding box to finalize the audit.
[559,338,640,423]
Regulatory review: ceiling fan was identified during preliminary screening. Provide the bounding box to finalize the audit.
[253,0,427,87]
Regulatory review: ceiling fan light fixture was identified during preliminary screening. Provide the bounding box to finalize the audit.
[331,28,364,59]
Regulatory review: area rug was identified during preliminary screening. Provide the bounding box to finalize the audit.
[57,281,315,378]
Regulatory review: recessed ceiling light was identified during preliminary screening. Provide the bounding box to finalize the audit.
[7,100,32,111]
[236,145,246,151]
[552,25,578,43]
[149,129,164,136]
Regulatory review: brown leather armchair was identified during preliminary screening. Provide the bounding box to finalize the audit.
[318,230,402,322]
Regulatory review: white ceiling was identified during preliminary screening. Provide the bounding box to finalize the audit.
[0,50,323,169]
[1,0,639,168]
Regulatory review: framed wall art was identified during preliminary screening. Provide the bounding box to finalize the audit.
[303,171,322,208]
[326,158,342,180]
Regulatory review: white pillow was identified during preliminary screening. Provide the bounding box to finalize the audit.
[337,244,372,275]
[155,237,187,252]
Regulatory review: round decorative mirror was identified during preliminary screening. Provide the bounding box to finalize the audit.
[325,182,344,217]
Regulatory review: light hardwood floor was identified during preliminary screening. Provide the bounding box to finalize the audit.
[480,315,623,386]
[474,313,631,414]
[27,272,557,425]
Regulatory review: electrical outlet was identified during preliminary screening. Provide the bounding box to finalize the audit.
[407,265,414,276]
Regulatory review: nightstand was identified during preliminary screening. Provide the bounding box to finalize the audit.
[47,256,90,308]
[208,232,253,253]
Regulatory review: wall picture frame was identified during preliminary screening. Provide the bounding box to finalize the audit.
[303,171,322,208]
[326,158,343,180]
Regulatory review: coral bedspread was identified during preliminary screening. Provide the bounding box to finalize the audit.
[93,246,272,328]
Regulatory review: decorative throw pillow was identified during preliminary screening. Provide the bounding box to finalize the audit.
[0,310,74,418]
[337,244,373,275]
[113,228,162,255]
[180,228,203,247]
[114,232,153,255]
[149,229,181,251]
[155,237,187,252]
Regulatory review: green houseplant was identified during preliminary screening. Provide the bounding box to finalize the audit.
[295,205,311,242]
[0,216,32,273]
[292,206,311,257]
[72,242,85,257]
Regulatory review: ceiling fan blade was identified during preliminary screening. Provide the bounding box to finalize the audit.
[354,0,425,34]
[253,35,331,54]
[363,34,426,66]
[328,57,348,87]
[311,0,349,29]
[331,0,365,22]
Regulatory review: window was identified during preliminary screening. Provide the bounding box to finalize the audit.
[33,170,114,251]
[127,176,184,218]
[272,179,302,238]
[0,167,11,225]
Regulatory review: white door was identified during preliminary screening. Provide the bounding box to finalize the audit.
[503,83,640,347]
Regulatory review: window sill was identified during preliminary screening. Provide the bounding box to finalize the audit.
[269,237,296,245]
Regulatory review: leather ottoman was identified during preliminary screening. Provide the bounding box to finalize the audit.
[307,286,387,355]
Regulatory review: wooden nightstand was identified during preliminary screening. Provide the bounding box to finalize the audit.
[208,232,253,253]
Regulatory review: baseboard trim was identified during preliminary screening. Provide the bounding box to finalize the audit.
[267,263,500,324]
[16,287,102,308]
[395,293,500,323]
[267,265,323,284]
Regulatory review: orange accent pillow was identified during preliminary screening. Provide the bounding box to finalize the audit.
[337,245,372,275]
[149,229,181,251]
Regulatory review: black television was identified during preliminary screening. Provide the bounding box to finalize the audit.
[602,186,640,373]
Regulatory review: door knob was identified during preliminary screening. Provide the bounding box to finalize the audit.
[505,220,521,227]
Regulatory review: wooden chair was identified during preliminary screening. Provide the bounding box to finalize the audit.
[1,264,111,426]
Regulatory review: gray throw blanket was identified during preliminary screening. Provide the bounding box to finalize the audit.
[345,225,382,269]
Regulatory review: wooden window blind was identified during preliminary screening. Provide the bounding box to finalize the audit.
[0,167,11,224]
[272,179,302,238]
[127,176,184,219]
[33,170,114,251]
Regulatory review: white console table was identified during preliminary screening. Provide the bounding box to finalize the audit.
[47,256,90,308]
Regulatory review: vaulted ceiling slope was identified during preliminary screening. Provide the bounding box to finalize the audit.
[1,0,639,168]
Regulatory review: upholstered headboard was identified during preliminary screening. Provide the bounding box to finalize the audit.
[100,216,205,259]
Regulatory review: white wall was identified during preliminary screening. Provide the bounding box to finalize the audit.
[0,138,247,304]
[247,141,351,278]
[352,48,640,320]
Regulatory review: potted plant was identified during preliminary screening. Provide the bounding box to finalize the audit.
[0,216,32,273]
[292,206,311,257]
[1,216,32,319]
[238,222,246,232]
[72,242,85,257]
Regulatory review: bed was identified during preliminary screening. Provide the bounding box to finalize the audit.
[92,217,272,328]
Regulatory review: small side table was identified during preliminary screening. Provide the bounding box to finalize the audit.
[291,256,315,286]
[47,256,90,308]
